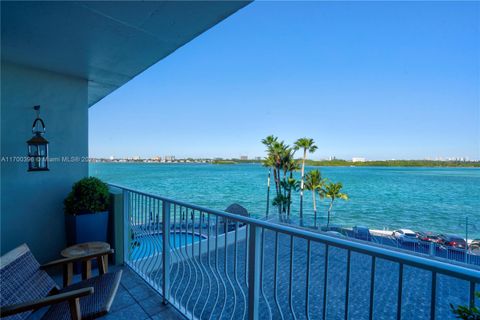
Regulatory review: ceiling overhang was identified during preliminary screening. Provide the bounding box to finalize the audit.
[1,1,251,106]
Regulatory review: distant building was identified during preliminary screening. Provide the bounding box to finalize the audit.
[133,155,140,161]
[153,156,162,162]
[254,156,262,161]
[164,155,175,162]
[109,156,114,161]
[352,157,366,163]
[240,155,248,161]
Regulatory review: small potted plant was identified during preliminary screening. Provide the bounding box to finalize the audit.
[450,292,480,319]
[64,177,110,245]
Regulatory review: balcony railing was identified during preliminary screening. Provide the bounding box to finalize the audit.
[110,184,480,320]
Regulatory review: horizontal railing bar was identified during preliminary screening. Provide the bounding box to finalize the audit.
[110,183,480,282]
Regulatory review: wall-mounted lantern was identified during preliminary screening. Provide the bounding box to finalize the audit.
[27,105,49,171]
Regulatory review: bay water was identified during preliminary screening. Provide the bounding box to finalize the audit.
[90,163,480,238]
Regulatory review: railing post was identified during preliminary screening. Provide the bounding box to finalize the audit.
[162,200,171,304]
[122,190,130,265]
[248,225,261,320]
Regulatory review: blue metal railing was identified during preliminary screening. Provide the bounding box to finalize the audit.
[111,183,480,320]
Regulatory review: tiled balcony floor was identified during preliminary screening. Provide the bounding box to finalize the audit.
[102,266,185,320]
[53,265,185,320]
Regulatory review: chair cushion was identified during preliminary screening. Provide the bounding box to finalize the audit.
[41,270,122,320]
[0,245,56,320]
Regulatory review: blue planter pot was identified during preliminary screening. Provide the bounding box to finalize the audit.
[66,211,109,246]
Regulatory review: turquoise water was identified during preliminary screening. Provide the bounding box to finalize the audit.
[131,232,203,259]
[90,163,480,238]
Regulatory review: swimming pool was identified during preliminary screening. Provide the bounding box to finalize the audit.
[130,232,203,260]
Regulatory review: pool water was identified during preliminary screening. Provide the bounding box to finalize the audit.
[130,232,203,260]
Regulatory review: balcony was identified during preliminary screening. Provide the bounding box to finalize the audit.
[107,184,480,320]
[95,266,184,320]
[1,2,479,320]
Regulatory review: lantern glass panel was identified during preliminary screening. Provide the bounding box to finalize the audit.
[38,144,46,156]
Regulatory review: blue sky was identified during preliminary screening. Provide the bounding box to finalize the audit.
[89,1,479,160]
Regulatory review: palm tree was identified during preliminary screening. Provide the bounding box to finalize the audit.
[262,156,275,216]
[272,194,289,213]
[271,141,290,213]
[261,135,277,148]
[324,182,348,228]
[283,176,299,216]
[305,170,321,225]
[269,141,286,195]
[263,140,298,214]
[294,138,318,218]
[262,135,278,216]
[280,148,298,215]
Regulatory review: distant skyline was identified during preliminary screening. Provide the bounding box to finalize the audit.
[89,1,480,161]
[95,155,476,163]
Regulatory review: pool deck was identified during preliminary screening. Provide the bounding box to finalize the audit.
[132,230,479,320]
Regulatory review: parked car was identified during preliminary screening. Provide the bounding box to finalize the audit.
[469,239,480,252]
[438,234,467,249]
[416,231,442,243]
[392,229,418,244]
[353,226,371,241]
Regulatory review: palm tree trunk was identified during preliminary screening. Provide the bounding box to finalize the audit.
[282,169,287,214]
[266,168,271,216]
[274,167,281,214]
[312,190,317,227]
[299,148,307,218]
[327,200,334,228]
[287,171,293,216]
[273,167,280,196]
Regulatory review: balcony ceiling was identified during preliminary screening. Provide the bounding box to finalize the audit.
[1,1,250,106]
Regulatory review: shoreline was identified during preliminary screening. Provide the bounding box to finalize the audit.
[90,161,480,168]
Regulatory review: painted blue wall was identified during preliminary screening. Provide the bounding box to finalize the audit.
[1,62,89,262]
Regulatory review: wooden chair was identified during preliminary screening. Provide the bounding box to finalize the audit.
[0,244,122,319]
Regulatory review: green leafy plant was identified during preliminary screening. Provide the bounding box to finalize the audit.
[64,177,109,215]
[450,292,480,320]
[324,181,349,228]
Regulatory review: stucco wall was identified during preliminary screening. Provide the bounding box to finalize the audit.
[1,62,89,262]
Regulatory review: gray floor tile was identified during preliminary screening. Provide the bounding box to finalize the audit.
[103,303,149,320]
[150,307,186,320]
[137,293,168,317]
[127,282,157,300]
[110,287,136,312]
[120,270,146,289]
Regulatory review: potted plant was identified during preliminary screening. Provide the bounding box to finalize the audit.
[450,292,480,319]
[64,177,110,245]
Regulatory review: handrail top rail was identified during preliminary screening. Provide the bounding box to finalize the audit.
[110,183,480,282]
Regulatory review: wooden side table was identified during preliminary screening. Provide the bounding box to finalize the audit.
[61,241,110,287]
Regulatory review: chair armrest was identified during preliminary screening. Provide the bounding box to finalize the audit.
[41,249,114,269]
[0,287,93,317]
